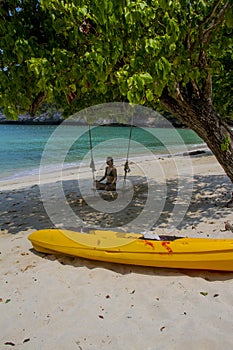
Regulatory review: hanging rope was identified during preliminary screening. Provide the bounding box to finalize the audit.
[88,125,96,183]
[123,120,133,185]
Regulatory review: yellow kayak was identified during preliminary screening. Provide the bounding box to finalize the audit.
[28,229,233,271]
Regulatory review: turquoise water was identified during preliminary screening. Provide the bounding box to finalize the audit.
[0,124,204,180]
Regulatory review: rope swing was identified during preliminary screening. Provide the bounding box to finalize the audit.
[87,119,133,192]
[88,125,96,183]
[123,119,134,186]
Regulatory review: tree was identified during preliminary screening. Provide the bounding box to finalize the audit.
[0,0,233,180]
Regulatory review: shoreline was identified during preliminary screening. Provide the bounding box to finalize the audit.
[0,144,208,187]
[1,152,233,349]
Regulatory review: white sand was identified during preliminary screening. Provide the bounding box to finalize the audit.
[1,152,233,350]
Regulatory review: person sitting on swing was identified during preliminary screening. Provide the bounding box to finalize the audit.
[95,157,117,191]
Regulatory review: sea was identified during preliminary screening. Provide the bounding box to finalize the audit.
[0,124,205,181]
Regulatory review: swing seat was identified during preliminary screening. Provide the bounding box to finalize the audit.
[97,190,118,201]
[88,122,133,201]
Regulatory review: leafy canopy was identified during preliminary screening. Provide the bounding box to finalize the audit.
[0,0,232,118]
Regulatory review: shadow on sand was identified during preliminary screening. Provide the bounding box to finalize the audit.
[1,172,232,234]
[30,248,233,282]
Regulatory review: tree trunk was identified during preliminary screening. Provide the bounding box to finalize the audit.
[160,87,233,183]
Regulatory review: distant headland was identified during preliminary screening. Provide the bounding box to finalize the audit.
[0,109,187,128]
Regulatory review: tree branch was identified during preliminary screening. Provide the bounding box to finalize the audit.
[202,0,230,45]
[186,80,201,99]
[201,0,223,28]
[197,1,230,76]
[29,92,45,117]
[201,73,213,104]
[160,87,189,124]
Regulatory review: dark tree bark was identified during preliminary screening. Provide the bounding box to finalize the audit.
[160,85,233,183]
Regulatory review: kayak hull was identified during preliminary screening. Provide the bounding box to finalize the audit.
[28,229,233,271]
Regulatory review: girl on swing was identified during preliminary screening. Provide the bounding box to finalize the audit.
[95,157,117,191]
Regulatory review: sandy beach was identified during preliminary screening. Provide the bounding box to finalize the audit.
[1,152,233,349]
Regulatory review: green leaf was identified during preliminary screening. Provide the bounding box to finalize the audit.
[221,137,230,152]
[140,72,153,85]
[225,7,233,29]
[127,90,134,102]
[153,83,164,97]
[169,43,176,52]
[146,89,154,102]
